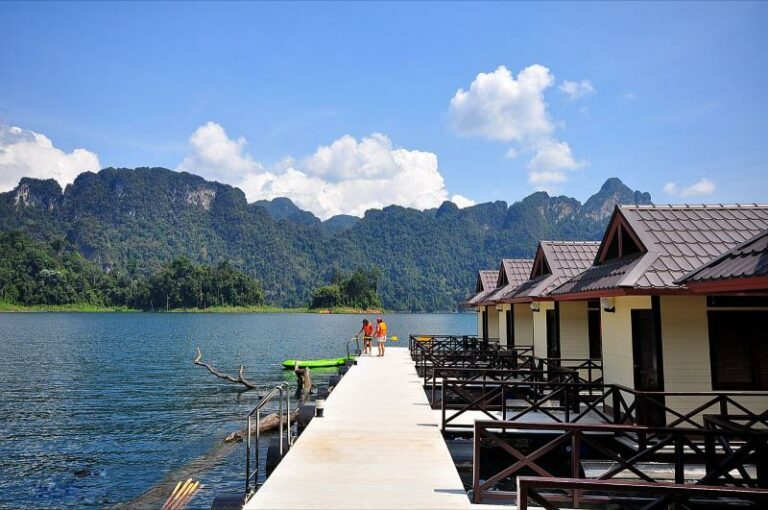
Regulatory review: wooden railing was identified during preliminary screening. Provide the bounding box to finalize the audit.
[409,334,498,360]
[438,371,594,432]
[516,477,768,509]
[435,371,768,432]
[473,419,768,504]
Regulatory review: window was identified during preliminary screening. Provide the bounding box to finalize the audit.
[506,308,515,347]
[708,311,768,390]
[587,299,602,359]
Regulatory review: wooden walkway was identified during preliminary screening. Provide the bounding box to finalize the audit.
[244,347,475,509]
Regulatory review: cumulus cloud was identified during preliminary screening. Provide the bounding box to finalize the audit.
[559,79,595,100]
[449,65,554,142]
[177,121,263,180]
[663,178,716,198]
[178,122,470,219]
[448,64,588,187]
[451,194,475,208]
[0,125,100,192]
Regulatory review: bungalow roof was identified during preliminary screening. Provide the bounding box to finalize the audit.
[463,270,498,306]
[502,241,599,301]
[551,204,768,296]
[676,228,768,285]
[478,259,534,305]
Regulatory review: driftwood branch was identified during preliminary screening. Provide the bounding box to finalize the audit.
[193,347,257,390]
[224,409,300,443]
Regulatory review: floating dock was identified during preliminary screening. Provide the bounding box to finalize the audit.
[244,347,476,509]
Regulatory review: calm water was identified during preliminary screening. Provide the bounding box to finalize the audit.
[0,312,473,509]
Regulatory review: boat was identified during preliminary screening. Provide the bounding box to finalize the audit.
[281,357,355,369]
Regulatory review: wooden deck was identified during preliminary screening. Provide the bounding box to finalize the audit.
[243,347,476,509]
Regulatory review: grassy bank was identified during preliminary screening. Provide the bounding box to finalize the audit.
[0,302,137,312]
[0,302,384,314]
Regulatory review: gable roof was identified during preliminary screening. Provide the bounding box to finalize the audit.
[676,228,768,288]
[552,204,768,296]
[463,270,498,306]
[502,241,600,302]
[478,259,534,305]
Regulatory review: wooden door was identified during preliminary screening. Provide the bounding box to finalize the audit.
[481,309,488,341]
[506,309,514,347]
[631,308,665,425]
[546,309,560,359]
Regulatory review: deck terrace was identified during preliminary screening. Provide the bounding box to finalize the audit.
[243,347,477,510]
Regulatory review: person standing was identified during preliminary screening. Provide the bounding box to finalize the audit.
[355,319,374,355]
[375,317,387,357]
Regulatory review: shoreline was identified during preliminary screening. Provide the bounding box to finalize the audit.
[0,303,394,314]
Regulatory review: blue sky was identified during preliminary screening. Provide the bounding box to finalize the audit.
[1,2,766,218]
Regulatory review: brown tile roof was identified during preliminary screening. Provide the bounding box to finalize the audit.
[677,229,768,284]
[503,241,600,301]
[552,204,768,295]
[478,259,534,305]
[464,270,498,306]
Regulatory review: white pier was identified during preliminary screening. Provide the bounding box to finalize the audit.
[244,347,476,510]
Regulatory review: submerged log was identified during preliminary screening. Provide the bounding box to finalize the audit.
[193,347,257,390]
[295,367,312,396]
[224,409,299,443]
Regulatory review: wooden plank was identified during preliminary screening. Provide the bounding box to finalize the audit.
[244,348,473,509]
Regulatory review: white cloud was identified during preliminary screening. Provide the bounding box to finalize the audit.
[449,64,588,186]
[663,182,678,195]
[451,194,475,208]
[0,125,100,192]
[449,65,555,142]
[528,139,585,173]
[663,178,716,198]
[559,79,595,100]
[177,121,263,180]
[178,122,470,220]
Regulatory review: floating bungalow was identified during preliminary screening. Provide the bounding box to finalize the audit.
[228,203,768,510]
[548,204,768,422]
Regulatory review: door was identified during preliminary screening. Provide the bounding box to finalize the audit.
[506,309,515,347]
[631,308,666,426]
[481,309,488,342]
[546,309,560,359]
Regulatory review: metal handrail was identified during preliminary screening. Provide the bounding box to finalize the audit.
[245,382,292,497]
[346,337,361,359]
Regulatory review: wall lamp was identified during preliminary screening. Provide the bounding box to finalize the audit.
[530,301,540,312]
[600,297,616,313]
[495,304,503,311]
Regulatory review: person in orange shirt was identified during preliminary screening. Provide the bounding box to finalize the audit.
[355,318,374,355]
[374,317,387,357]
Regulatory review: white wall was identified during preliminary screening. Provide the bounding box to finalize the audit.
[513,303,534,349]
[498,303,511,346]
[601,295,651,389]
[559,300,590,359]
[533,301,554,358]
[487,305,500,340]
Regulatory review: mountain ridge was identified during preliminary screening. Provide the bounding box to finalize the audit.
[0,167,652,310]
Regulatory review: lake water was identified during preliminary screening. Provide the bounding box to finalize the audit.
[0,312,473,509]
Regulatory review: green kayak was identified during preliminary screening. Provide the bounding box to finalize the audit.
[281,357,355,369]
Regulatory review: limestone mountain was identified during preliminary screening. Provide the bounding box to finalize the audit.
[0,167,652,310]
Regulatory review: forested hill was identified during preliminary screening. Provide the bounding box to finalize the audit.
[0,168,652,311]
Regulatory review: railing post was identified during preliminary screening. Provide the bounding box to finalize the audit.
[501,384,506,421]
[705,431,716,476]
[245,415,252,497]
[674,433,684,484]
[441,380,447,433]
[472,422,481,504]
[612,387,621,424]
[572,431,581,507]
